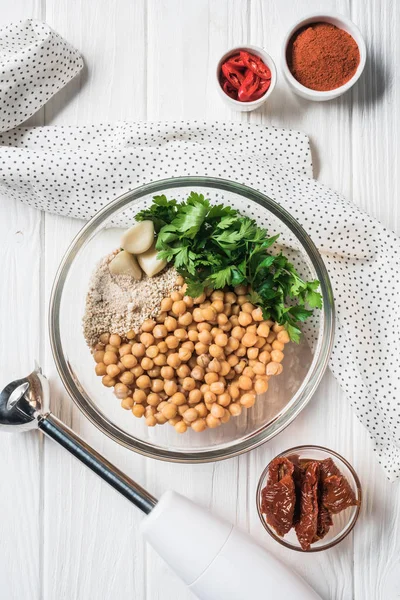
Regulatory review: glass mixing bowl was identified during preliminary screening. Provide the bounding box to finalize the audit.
[49,177,334,462]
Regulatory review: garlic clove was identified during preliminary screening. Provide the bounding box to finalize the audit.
[121,220,154,255]
[137,243,167,277]
[109,250,142,280]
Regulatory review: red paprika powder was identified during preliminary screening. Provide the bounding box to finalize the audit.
[287,23,360,91]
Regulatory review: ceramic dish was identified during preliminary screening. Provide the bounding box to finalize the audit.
[49,177,334,462]
[281,12,366,101]
[256,445,362,551]
[216,45,277,111]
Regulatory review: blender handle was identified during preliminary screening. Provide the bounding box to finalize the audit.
[38,412,157,515]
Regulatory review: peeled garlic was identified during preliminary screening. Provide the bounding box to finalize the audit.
[137,243,167,277]
[109,250,142,280]
[121,220,154,255]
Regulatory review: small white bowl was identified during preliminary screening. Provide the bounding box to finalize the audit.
[216,45,277,112]
[281,13,366,101]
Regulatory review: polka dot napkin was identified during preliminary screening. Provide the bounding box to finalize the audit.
[1,21,400,480]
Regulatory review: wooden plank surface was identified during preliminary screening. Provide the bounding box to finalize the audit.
[0,1,399,599]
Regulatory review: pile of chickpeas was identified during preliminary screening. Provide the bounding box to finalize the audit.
[92,277,290,433]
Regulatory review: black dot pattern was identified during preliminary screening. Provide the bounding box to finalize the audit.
[0,23,398,480]
[0,19,83,132]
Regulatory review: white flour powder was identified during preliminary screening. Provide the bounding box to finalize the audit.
[83,251,178,346]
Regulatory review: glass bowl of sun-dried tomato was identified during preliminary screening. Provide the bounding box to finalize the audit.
[256,445,362,552]
[216,45,277,111]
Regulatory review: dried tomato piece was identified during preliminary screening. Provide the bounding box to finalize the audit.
[221,61,245,89]
[240,51,272,80]
[320,458,359,514]
[314,504,333,541]
[261,457,296,537]
[295,460,320,551]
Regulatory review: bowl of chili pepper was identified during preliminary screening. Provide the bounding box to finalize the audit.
[217,45,277,111]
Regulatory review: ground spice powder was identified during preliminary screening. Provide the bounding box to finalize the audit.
[288,23,360,91]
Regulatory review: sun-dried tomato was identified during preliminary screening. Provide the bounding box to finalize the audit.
[261,457,296,537]
[294,461,320,550]
[319,458,359,514]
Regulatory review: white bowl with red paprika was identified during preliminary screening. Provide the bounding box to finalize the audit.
[216,45,277,111]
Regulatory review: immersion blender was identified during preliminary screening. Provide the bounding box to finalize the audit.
[0,367,321,600]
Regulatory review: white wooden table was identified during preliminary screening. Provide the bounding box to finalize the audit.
[1,1,399,599]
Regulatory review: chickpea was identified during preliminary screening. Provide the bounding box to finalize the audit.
[266,362,283,376]
[176,364,190,378]
[218,392,231,407]
[175,420,187,434]
[182,377,196,391]
[105,344,118,353]
[254,378,269,394]
[205,372,219,385]
[178,404,190,416]
[141,357,154,371]
[119,371,134,385]
[229,315,239,327]
[259,351,271,364]
[147,393,161,407]
[181,408,197,423]
[196,402,208,417]
[197,322,212,332]
[196,354,210,369]
[151,324,167,339]
[125,330,135,340]
[169,290,181,302]
[165,335,179,349]
[114,383,129,399]
[214,332,227,347]
[103,351,118,366]
[231,326,245,341]
[221,409,231,424]
[102,375,116,387]
[237,295,249,307]
[236,344,246,357]
[131,343,145,357]
[165,316,178,332]
[183,295,194,308]
[240,393,256,408]
[99,332,110,345]
[156,311,168,324]
[203,306,217,322]
[241,302,255,314]
[195,342,209,355]
[188,356,198,369]
[145,345,158,359]
[206,414,221,428]
[254,337,265,349]
[93,350,105,364]
[154,412,167,425]
[95,362,107,376]
[131,365,144,378]
[172,300,186,316]
[174,328,188,341]
[153,353,167,366]
[136,374,151,390]
[157,340,168,353]
[238,375,253,391]
[140,319,154,334]
[160,297,172,312]
[206,358,220,373]
[234,360,246,375]
[169,416,181,426]
[192,308,204,323]
[217,312,229,326]
[271,349,284,363]
[266,332,276,344]
[171,392,187,406]
[175,275,185,286]
[233,284,247,295]
[243,367,255,379]
[188,329,199,342]
[188,388,202,405]
[197,330,211,345]
[226,337,240,353]
[227,354,239,367]
[133,389,147,404]
[148,367,162,378]
[193,293,206,304]
[210,300,223,314]
[219,361,231,376]
[238,312,252,327]
[150,379,164,393]
[241,332,257,348]
[146,415,157,427]
[132,404,145,418]
[229,402,242,417]
[140,332,155,348]
[204,390,216,404]
[108,333,121,347]
[252,307,263,322]
[145,406,156,417]
[247,347,259,360]
[167,353,181,369]
[209,344,223,359]
[162,379,177,397]
[178,312,193,327]
[225,291,237,304]
[272,340,285,352]
[253,361,266,376]
[277,329,290,344]
[271,323,284,333]
[210,381,225,396]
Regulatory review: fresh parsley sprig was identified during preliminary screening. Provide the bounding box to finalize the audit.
[136,192,322,342]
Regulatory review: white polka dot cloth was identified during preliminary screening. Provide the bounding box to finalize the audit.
[1,21,400,480]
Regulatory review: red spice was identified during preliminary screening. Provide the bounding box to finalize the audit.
[287,23,360,91]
